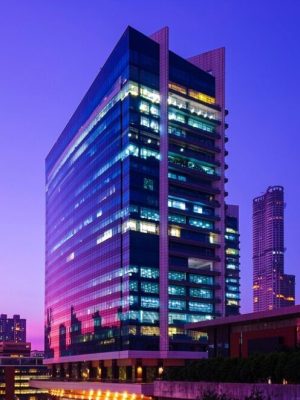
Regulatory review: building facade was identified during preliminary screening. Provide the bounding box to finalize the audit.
[186,305,300,358]
[225,205,240,316]
[0,314,26,342]
[0,342,48,400]
[253,186,295,312]
[44,26,238,384]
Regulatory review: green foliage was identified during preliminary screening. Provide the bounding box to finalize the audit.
[163,350,300,384]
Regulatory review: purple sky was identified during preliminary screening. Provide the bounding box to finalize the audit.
[0,1,299,349]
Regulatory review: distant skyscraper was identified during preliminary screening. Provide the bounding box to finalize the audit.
[0,314,26,342]
[41,26,239,392]
[253,186,295,311]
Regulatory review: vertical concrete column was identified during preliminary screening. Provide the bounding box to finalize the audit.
[151,26,170,355]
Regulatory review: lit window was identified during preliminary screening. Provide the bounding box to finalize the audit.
[169,226,181,237]
[141,267,159,279]
[168,198,186,210]
[188,89,215,104]
[140,86,160,103]
[141,116,150,127]
[169,271,186,281]
[169,299,186,310]
[141,326,160,336]
[129,281,138,292]
[169,82,187,95]
[96,229,112,244]
[141,207,159,221]
[169,313,187,324]
[141,297,159,308]
[168,112,185,123]
[141,282,159,294]
[190,288,213,299]
[189,275,213,285]
[150,119,159,132]
[209,233,219,244]
[189,218,213,230]
[226,248,239,255]
[140,147,159,160]
[168,285,186,296]
[66,252,75,262]
[143,177,154,191]
[169,214,186,224]
[193,205,203,214]
[150,105,159,116]
[139,100,150,114]
[188,301,213,312]
[140,221,157,234]
[188,117,214,133]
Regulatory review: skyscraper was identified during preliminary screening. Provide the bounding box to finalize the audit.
[43,26,239,386]
[253,186,295,312]
[0,314,26,343]
[225,205,240,316]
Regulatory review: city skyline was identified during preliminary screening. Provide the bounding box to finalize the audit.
[0,0,299,349]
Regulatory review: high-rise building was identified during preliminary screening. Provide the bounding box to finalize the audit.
[41,26,238,393]
[225,205,240,316]
[253,186,295,312]
[0,314,26,342]
[0,342,48,400]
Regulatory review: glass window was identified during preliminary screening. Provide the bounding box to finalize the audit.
[188,89,215,105]
[141,297,159,308]
[139,100,150,114]
[169,285,186,296]
[140,221,157,234]
[140,85,160,103]
[189,274,213,285]
[141,207,159,221]
[150,105,159,116]
[129,281,138,292]
[188,301,213,313]
[141,311,159,324]
[143,177,154,191]
[188,117,214,133]
[168,198,186,210]
[169,271,186,281]
[129,295,139,306]
[169,299,186,310]
[169,226,181,237]
[168,112,185,123]
[141,116,150,127]
[190,288,213,299]
[141,282,159,294]
[169,82,187,95]
[169,313,187,324]
[189,218,213,230]
[140,147,159,160]
[141,267,159,279]
[226,292,240,299]
[169,214,186,224]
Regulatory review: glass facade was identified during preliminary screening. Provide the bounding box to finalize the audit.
[225,205,240,315]
[45,26,236,361]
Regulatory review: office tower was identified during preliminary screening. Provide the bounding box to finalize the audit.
[0,342,48,400]
[0,314,26,342]
[44,26,236,385]
[253,186,295,312]
[225,205,240,316]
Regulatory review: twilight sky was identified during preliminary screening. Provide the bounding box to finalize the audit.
[0,0,299,349]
